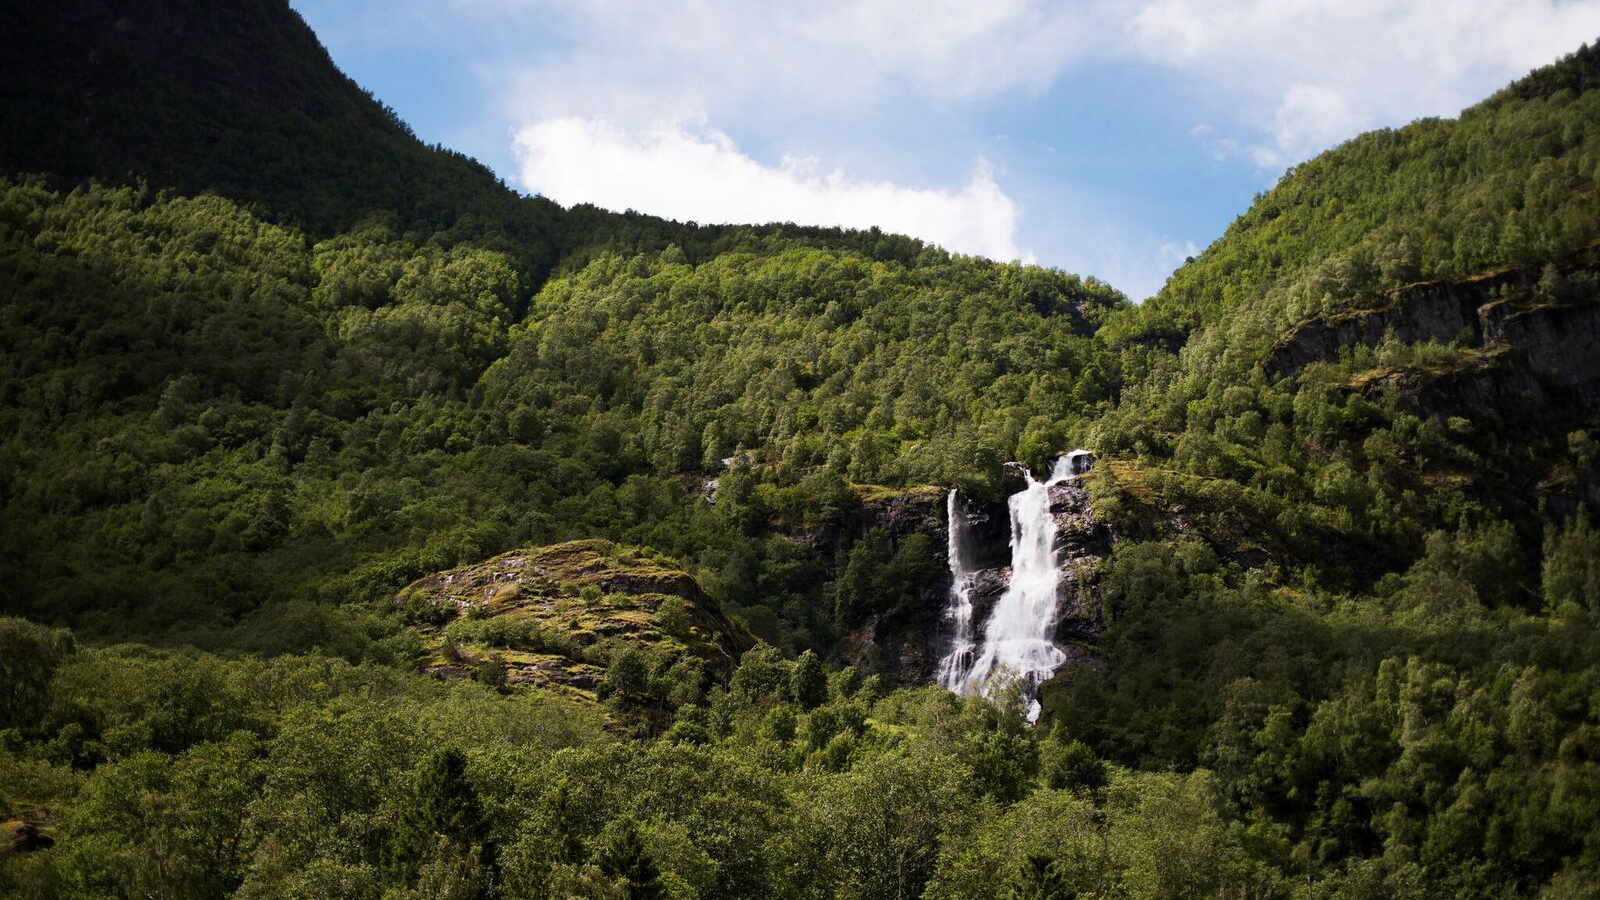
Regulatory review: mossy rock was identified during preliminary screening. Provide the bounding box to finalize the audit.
[395,539,755,694]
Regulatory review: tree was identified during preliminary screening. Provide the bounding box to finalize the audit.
[1003,853,1076,900]
[792,751,967,900]
[790,650,827,710]
[389,748,493,893]
[1040,737,1107,796]
[1543,516,1600,614]
[595,822,665,900]
[0,616,75,732]
[655,597,692,640]
[605,648,652,703]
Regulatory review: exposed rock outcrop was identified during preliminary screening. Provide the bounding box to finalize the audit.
[1265,276,1495,379]
[838,613,940,687]
[1045,475,1114,646]
[855,488,948,545]
[949,491,1013,570]
[1486,298,1600,403]
[967,565,1011,627]
[1265,260,1600,417]
[845,458,1116,688]
[397,540,754,695]
[1000,461,1032,496]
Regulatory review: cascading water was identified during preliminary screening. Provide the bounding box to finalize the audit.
[934,489,977,691]
[940,451,1092,720]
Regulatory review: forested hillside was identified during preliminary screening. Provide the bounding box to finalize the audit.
[2,2,1599,898]
[1040,39,1600,898]
[0,174,1122,654]
[1110,41,1600,350]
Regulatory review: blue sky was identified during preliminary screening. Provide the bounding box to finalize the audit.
[291,0,1600,299]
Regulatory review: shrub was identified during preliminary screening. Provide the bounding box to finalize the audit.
[656,597,692,640]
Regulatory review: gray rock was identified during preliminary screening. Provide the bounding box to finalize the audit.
[967,565,1012,627]
[1000,461,1031,496]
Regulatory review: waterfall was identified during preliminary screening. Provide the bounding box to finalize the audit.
[947,452,1091,720]
[934,489,977,691]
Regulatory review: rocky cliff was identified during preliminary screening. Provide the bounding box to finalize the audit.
[840,459,1114,687]
[831,488,963,684]
[1044,475,1113,657]
[1262,259,1600,521]
[1266,259,1600,415]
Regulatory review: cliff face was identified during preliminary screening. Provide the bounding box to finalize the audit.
[1045,477,1113,657]
[1256,259,1600,537]
[1266,261,1600,416]
[1266,276,1497,380]
[832,489,964,684]
[840,463,1114,687]
[1487,298,1600,403]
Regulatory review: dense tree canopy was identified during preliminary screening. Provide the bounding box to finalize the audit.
[3,4,1600,898]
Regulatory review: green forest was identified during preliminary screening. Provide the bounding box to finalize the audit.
[3,3,1600,898]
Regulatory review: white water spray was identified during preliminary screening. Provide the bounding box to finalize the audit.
[945,451,1092,720]
[935,489,977,691]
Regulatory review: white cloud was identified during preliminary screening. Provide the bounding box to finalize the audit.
[513,117,1025,261]
[481,0,1091,124]
[1123,0,1600,165]
[454,0,1600,281]
[486,0,1069,265]
[1157,239,1200,270]
[1255,83,1365,167]
[481,0,1600,146]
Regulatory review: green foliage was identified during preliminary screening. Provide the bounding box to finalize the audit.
[604,648,652,702]
[655,596,692,640]
[832,529,943,626]
[3,7,1600,899]
[388,748,492,890]
[486,247,1123,491]
[1112,40,1600,346]
[1039,735,1106,796]
[1543,515,1600,614]
[595,821,666,900]
[1033,45,1600,900]
[0,169,1116,656]
[0,617,75,733]
[1000,853,1074,900]
[789,650,828,710]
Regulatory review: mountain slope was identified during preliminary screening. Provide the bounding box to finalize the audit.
[0,0,554,244]
[1032,43,1600,898]
[2,5,1600,899]
[1086,40,1600,585]
[1108,40,1600,351]
[0,0,975,296]
[0,0,1127,653]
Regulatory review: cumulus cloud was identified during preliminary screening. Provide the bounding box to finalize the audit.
[513,117,1025,261]
[453,0,1600,279]
[484,0,1089,124]
[1124,0,1600,165]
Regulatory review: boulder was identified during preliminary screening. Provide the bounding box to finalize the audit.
[967,565,1012,626]
[1000,461,1031,496]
